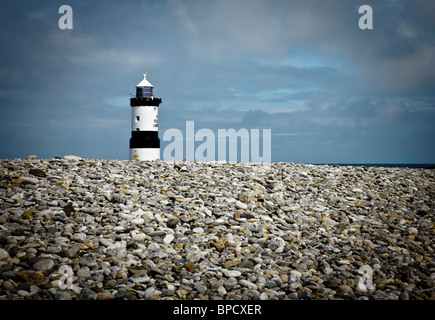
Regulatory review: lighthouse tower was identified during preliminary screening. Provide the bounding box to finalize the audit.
[129,72,162,161]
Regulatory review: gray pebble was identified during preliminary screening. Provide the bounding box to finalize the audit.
[33,259,54,271]
[1,158,433,301]
[0,248,9,261]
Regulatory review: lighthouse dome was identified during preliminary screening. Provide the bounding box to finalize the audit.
[136,72,154,97]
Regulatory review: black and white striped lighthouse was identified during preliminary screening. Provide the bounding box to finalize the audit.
[129,72,162,161]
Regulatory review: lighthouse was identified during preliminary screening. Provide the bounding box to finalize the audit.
[129,72,162,161]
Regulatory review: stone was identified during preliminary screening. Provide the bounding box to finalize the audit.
[77,267,91,279]
[238,259,255,269]
[99,238,113,247]
[62,203,74,216]
[149,230,165,237]
[17,271,47,285]
[0,248,9,261]
[29,168,46,177]
[167,218,178,228]
[183,262,195,272]
[259,292,269,300]
[63,155,83,161]
[193,227,204,235]
[224,270,242,278]
[33,259,54,272]
[239,279,257,290]
[163,234,175,245]
[217,286,227,296]
[149,267,165,277]
[290,270,302,278]
[19,176,39,185]
[322,217,338,227]
[131,217,145,225]
[17,290,29,297]
[3,280,15,291]
[144,287,160,300]
[408,227,418,235]
[0,158,434,301]
[235,201,248,210]
[186,251,201,263]
[24,209,35,220]
[113,226,126,232]
[290,282,302,290]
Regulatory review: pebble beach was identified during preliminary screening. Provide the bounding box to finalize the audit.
[0,156,434,300]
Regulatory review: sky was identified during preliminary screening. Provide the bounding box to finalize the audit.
[0,0,434,163]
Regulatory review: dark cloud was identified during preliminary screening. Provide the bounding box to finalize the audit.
[0,0,434,163]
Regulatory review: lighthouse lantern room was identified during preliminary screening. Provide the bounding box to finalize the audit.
[129,72,162,161]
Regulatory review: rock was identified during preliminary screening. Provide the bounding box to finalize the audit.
[19,176,39,185]
[166,218,178,228]
[193,227,204,235]
[290,270,302,278]
[17,290,29,297]
[224,270,242,278]
[149,230,165,237]
[55,292,72,300]
[322,217,338,227]
[0,158,434,301]
[99,238,113,247]
[224,277,238,290]
[299,290,312,299]
[33,259,55,272]
[131,217,145,225]
[239,279,257,290]
[27,155,38,160]
[0,248,9,261]
[23,209,35,220]
[163,234,175,245]
[408,227,418,235]
[3,280,15,291]
[63,155,84,161]
[77,267,91,279]
[183,262,195,272]
[290,281,302,289]
[17,271,47,285]
[29,168,46,177]
[96,293,116,300]
[62,202,74,216]
[149,267,165,277]
[241,222,258,232]
[186,251,201,263]
[238,259,255,269]
[217,286,227,296]
[235,201,248,210]
[259,292,269,300]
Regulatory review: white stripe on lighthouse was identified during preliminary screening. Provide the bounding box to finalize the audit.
[132,106,158,132]
[130,148,160,161]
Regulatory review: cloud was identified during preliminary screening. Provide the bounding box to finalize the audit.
[0,0,434,163]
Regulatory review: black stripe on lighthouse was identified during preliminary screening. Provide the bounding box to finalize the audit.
[129,131,160,149]
[130,97,162,106]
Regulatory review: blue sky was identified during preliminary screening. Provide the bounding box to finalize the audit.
[1,0,434,163]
